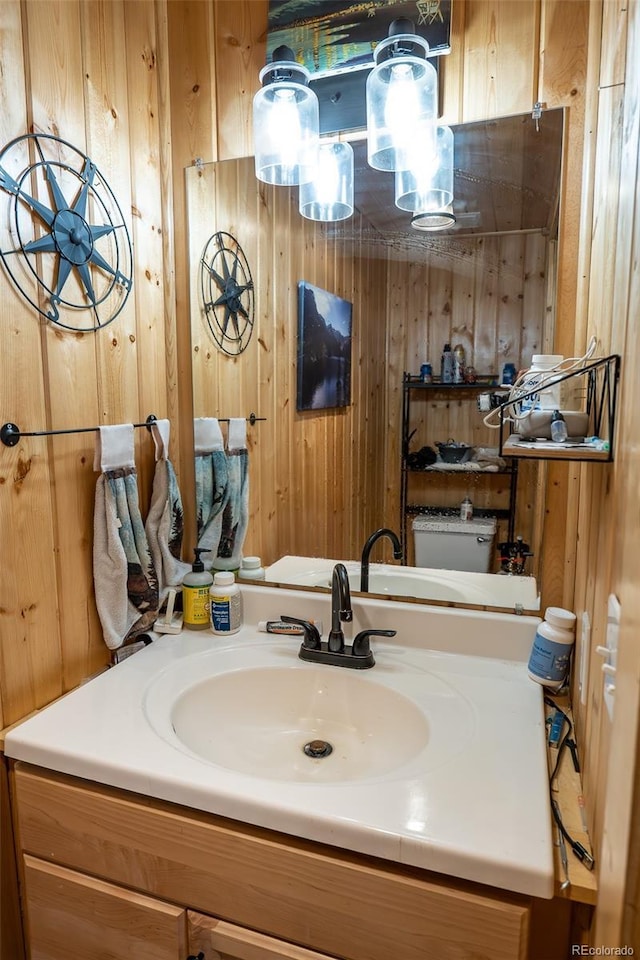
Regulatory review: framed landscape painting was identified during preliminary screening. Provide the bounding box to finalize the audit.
[297,281,353,411]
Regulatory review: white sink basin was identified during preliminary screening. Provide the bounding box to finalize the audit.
[170,665,429,782]
[266,556,540,610]
[299,570,470,603]
[143,638,474,784]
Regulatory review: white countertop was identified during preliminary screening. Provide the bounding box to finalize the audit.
[5,585,553,899]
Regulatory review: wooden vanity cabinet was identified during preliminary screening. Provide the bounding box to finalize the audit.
[188,912,341,960]
[21,856,187,960]
[12,763,562,960]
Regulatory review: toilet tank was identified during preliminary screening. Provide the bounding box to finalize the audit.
[412,515,497,573]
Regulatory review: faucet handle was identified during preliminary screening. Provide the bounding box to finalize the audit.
[352,629,396,658]
[279,616,321,650]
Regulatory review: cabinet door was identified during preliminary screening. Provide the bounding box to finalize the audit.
[23,855,187,960]
[188,911,339,960]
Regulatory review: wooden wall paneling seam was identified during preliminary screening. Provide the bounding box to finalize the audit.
[241,160,262,560]
[573,72,627,832]
[0,1,61,728]
[334,237,349,557]
[565,2,603,751]
[213,0,268,162]
[539,0,590,358]
[120,0,169,503]
[153,0,181,467]
[568,1,603,360]
[599,0,628,89]
[535,0,591,613]
[20,0,94,714]
[461,0,539,123]
[281,185,299,559]
[441,0,467,124]
[76,0,142,687]
[166,0,220,551]
[579,466,605,819]
[596,0,640,942]
[255,178,275,563]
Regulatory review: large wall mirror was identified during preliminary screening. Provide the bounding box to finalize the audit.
[186,109,564,611]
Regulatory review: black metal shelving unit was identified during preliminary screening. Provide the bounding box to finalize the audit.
[400,372,518,563]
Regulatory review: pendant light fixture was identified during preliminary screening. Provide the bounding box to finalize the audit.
[366,18,438,172]
[299,141,354,222]
[254,19,452,224]
[253,45,320,186]
[395,125,455,229]
[410,203,456,231]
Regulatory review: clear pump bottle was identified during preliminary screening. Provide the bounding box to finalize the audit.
[550,409,568,442]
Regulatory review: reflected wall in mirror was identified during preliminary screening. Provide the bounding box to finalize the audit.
[187,109,564,609]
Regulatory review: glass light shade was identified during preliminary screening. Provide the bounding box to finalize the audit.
[253,59,319,186]
[411,203,456,231]
[366,33,437,171]
[395,125,454,213]
[299,141,354,222]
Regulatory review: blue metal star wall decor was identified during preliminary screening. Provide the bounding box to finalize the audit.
[0,133,133,331]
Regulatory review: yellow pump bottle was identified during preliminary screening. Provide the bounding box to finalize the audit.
[182,547,213,630]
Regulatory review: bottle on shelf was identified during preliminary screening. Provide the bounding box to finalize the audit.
[238,556,266,580]
[460,497,473,521]
[502,362,517,385]
[453,344,466,384]
[550,409,568,442]
[441,343,454,383]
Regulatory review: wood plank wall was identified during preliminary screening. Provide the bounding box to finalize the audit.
[186,157,388,563]
[569,1,640,945]
[3,0,640,951]
[0,1,179,726]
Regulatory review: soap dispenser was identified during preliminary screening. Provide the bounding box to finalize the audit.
[182,547,213,630]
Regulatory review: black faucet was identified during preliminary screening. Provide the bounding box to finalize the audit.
[328,562,353,652]
[360,528,403,592]
[280,563,396,670]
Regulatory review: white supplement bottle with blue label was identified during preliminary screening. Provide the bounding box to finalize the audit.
[528,606,576,689]
[210,571,242,635]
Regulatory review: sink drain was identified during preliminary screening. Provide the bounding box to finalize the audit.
[303,739,333,759]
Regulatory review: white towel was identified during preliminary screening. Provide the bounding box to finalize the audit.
[194,417,224,455]
[145,419,190,602]
[93,425,159,650]
[93,423,135,472]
